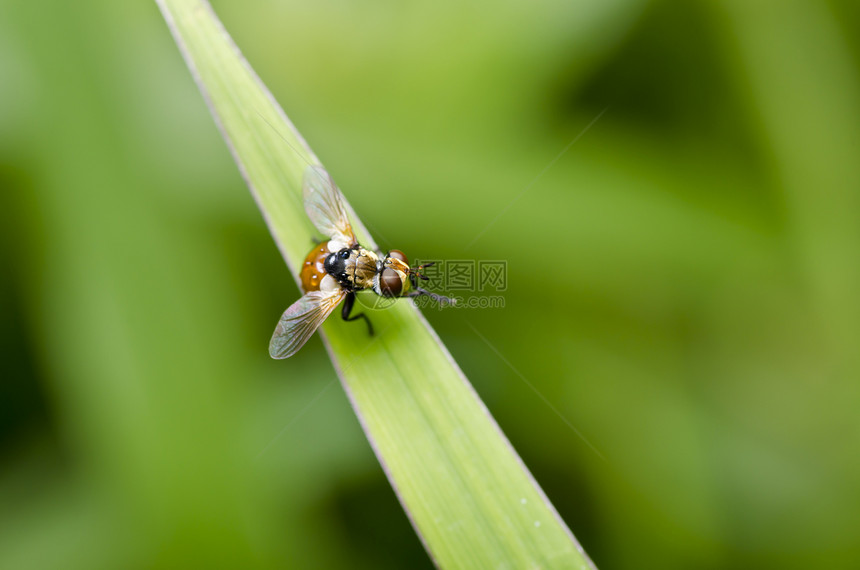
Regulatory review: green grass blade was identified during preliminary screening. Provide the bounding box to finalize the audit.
[156,1,595,567]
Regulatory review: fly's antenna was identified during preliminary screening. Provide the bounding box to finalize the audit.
[406,261,456,306]
[409,261,435,283]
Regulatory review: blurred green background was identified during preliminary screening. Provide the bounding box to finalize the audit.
[2,0,859,568]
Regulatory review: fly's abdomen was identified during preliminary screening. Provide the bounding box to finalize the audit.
[300,243,330,292]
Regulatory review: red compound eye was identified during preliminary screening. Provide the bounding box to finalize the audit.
[387,249,409,266]
[379,267,403,297]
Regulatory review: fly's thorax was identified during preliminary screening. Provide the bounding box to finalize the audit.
[323,244,379,291]
[352,248,380,289]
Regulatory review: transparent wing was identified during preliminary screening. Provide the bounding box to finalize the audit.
[269,289,346,359]
[303,165,356,246]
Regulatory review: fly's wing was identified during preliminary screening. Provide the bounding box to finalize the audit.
[303,165,356,246]
[269,289,347,359]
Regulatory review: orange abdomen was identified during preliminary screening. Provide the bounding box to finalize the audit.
[300,243,329,292]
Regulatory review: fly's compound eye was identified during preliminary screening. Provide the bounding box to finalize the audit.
[387,249,409,266]
[379,268,403,297]
[338,248,351,260]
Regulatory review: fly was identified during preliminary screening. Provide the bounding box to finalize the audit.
[269,166,454,358]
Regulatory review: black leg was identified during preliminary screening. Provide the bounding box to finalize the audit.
[341,291,374,336]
